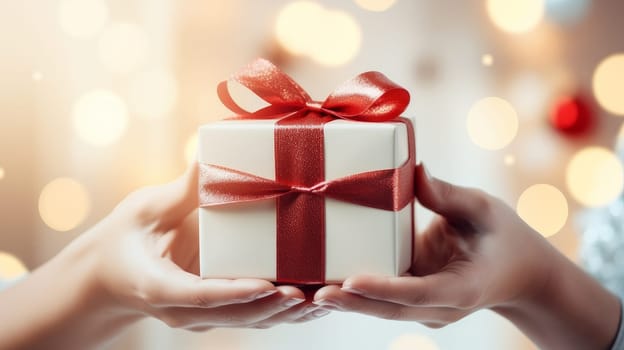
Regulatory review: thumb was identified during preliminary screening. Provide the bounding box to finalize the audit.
[415,163,490,227]
[122,163,199,230]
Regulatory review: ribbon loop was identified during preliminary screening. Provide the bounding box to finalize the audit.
[322,71,410,121]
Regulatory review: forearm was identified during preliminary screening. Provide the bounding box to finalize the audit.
[0,233,142,350]
[494,252,621,350]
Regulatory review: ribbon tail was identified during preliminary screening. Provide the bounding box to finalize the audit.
[322,167,412,211]
[199,163,291,206]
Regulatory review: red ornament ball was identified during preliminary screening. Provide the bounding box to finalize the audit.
[550,95,594,135]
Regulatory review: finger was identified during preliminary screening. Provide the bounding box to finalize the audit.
[334,274,479,309]
[247,289,328,328]
[161,210,200,274]
[415,163,490,227]
[184,325,213,333]
[144,262,278,308]
[160,286,306,328]
[253,301,313,326]
[289,306,332,323]
[125,163,199,230]
[313,285,465,324]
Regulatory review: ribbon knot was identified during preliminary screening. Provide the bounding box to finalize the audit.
[304,101,324,113]
[291,185,314,194]
[291,182,328,195]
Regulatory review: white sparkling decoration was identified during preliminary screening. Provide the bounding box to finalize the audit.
[582,197,624,300]
[580,134,624,301]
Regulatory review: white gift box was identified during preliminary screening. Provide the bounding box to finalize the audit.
[198,119,414,283]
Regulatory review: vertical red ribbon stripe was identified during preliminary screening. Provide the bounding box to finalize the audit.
[275,112,334,284]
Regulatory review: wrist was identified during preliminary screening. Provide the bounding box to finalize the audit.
[48,230,145,346]
[0,228,143,350]
[492,250,620,350]
[63,227,146,321]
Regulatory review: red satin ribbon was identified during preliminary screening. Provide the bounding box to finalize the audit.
[202,58,414,284]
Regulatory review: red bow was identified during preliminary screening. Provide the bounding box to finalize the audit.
[217,58,410,122]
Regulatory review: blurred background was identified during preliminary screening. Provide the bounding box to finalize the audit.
[1,0,624,349]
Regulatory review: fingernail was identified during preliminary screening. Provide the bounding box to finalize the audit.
[313,299,340,308]
[341,286,365,295]
[311,309,331,318]
[283,298,305,307]
[421,163,432,181]
[254,289,278,300]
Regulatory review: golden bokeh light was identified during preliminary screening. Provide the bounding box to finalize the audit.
[73,90,128,147]
[0,167,4,180]
[98,22,148,73]
[566,147,624,207]
[354,0,397,12]
[129,69,178,120]
[517,184,568,237]
[309,9,361,66]
[486,0,544,33]
[32,71,43,82]
[389,334,439,350]
[504,154,516,166]
[275,2,361,66]
[184,132,198,165]
[275,1,324,56]
[466,97,519,150]
[0,252,28,280]
[58,0,109,39]
[39,178,90,232]
[592,53,624,116]
[482,54,494,66]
